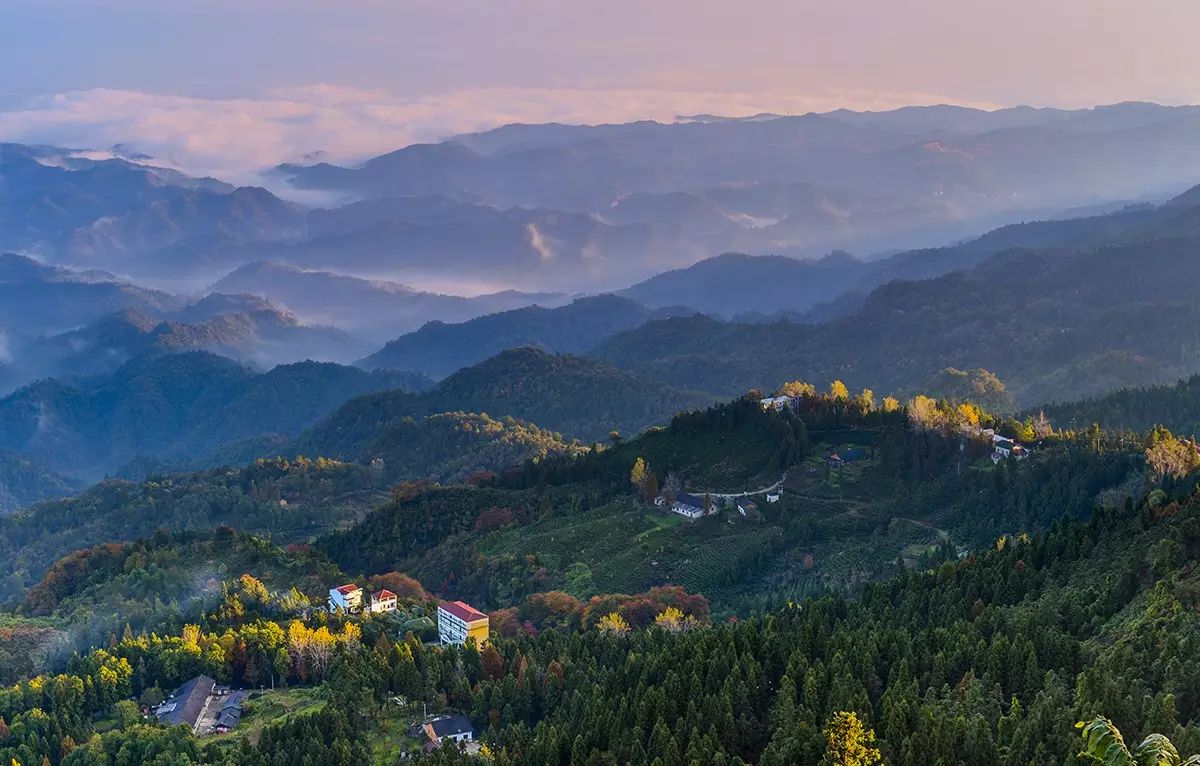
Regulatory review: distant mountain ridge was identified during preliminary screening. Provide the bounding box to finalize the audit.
[0,352,432,480]
[305,346,712,450]
[359,294,679,378]
[591,229,1200,408]
[211,260,568,344]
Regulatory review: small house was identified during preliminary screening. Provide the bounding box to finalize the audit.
[671,493,709,519]
[425,715,475,746]
[328,583,363,613]
[765,492,781,504]
[736,499,758,517]
[370,589,398,613]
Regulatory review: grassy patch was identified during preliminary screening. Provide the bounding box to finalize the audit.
[205,686,327,745]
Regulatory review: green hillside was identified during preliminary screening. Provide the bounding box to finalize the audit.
[344,411,587,483]
[20,528,344,652]
[1040,373,1200,436]
[305,346,712,449]
[0,352,432,480]
[0,451,80,514]
[0,457,384,603]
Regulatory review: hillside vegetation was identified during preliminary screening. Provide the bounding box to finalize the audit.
[0,352,431,479]
[593,229,1200,407]
[306,347,711,448]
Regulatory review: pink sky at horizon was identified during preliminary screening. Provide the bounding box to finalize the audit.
[1,0,1197,182]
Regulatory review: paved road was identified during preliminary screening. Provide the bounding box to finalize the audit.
[695,472,787,500]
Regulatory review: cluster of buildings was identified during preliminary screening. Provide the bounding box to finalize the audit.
[989,431,1030,463]
[328,583,489,648]
[154,675,246,735]
[655,491,779,520]
[759,395,801,412]
[327,583,398,614]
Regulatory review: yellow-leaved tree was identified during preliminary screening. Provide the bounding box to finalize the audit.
[821,712,883,766]
[596,612,630,635]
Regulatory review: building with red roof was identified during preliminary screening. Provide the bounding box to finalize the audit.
[438,600,489,645]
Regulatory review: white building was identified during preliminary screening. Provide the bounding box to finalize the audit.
[328,584,363,613]
[370,589,398,613]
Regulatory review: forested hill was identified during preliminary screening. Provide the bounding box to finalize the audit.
[359,294,671,379]
[7,390,1200,764]
[1040,373,1200,436]
[0,457,383,603]
[0,451,80,514]
[298,411,588,484]
[592,230,1200,407]
[0,352,432,481]
[306,346,712,449]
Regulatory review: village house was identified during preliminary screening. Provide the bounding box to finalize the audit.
[670,492,709,519]
[438,601,490,646]
[765,492,781,503]
[155,675,216,733]
[991,437,1029,463]
[424,714,475,747]
[214,691,247,733]
[736,499,758,517]
[328,583,363,613]
[370,588,398,613]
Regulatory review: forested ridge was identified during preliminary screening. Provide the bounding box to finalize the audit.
[4,381,1200,763]
[6,471,1200,764]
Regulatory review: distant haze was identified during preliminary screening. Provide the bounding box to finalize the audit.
[2,0,1200,179]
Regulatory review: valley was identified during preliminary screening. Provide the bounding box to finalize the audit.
[7,87,1200,765]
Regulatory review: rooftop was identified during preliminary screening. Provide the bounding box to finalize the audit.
[429,715,474,739]
[440,600,488,623]
[157,675,215,729]
[334,584,361,595]
[373,589,397,600]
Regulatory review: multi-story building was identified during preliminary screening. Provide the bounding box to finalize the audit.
[328,583,363,612]
[437,600,489,646]
[370,588,398,613]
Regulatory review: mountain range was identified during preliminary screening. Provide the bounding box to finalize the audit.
[0,352,431,482]
[359,294,680,378]
[9,103,1200,300]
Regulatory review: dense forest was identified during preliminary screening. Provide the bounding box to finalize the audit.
[3,380,1200,764]
[5,472,1200,764]
[305,347,711,448]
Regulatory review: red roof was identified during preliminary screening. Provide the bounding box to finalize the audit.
[335,584,361,595]
[372,589,397,600]
[440,600,488,623]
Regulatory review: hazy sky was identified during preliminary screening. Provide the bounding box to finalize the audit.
[2,0,1198,178]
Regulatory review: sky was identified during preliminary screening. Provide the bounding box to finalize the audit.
[2,0,1198,180]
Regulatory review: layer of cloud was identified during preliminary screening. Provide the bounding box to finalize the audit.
[0,85,998,189]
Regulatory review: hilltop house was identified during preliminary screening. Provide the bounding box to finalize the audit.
[438,601,489,646]
[760,395,795,412]
[370,589,398,613]
[155,675,216,733]
[328,584,363,613]
[424,715,475,746]
[765,492,781,503]
[991,436,1029,463]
